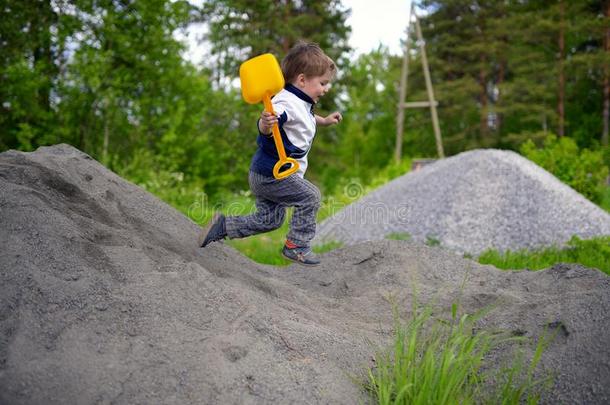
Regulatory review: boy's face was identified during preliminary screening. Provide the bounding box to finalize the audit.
[297,70,333,103]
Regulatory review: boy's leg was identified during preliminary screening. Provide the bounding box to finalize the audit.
[285,178,321,248]
[274,175,321,265]
[224,171,287,239]
[200,198,285,247]
[214,172,321,264]
[225,197,286,239]
[245,172,321,247]
[246,172,321,265]
[200,172,287,247]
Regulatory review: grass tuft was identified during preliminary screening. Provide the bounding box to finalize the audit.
[365,302,551,405]
[385,232,412,241]
[425,236,441,247]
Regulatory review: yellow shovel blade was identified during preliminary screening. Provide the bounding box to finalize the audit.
[239,53,285,104]
[239,53,299,179]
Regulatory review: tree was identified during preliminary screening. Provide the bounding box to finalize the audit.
[198,0,351,83]
[571,0,610,147]
[417,0,509,151]
[0,0,261,196]
[314,46,401,190]
[0,0,68,150]
[410,0,602,153]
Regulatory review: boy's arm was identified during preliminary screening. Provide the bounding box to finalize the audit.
[315,112,342,127]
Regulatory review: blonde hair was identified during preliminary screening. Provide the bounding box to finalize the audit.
[281,42,336,83]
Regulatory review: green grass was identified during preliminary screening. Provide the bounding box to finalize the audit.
[425,236,441,247]
[366,302,551,405]
[478,236,610,276]
[385,232,412,241]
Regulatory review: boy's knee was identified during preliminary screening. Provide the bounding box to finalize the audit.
[268,216,285,231]
[305,184,322,208]
[260,210,285,231]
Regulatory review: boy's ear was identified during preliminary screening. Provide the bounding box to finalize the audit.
[295,73,306,88]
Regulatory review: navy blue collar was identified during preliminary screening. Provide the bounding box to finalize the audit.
[285,83,315,106]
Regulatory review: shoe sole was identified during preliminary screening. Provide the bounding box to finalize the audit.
[281,251,320,267]
[198,213,222,248]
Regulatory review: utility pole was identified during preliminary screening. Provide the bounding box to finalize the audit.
[395,3,444,162]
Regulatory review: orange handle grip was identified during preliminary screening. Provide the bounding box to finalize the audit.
[262,93,300,179]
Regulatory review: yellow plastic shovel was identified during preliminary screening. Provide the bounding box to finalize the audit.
[239,53,299,179]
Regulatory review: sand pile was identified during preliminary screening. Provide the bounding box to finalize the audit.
[314,149,610,254]
[0,144,609,404]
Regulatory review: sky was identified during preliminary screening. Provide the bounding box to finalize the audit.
[179,0,413,65]
[344,0,412,55]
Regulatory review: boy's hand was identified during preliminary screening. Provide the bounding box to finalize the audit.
[259,110,278,135]
[326,112,342,125]
[317,112,342,126]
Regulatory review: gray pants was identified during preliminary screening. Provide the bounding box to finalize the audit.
[225,171,321,247]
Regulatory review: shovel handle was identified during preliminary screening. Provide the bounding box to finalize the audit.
[273,157,299,179]
[263,93,300,179]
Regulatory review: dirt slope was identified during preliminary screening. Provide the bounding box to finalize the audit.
[0,144,608,404]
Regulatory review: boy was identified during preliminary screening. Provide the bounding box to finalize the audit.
[199,42,342,266]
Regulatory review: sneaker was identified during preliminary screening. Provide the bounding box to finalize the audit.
[282,243,320,266]
[199,213,227,247]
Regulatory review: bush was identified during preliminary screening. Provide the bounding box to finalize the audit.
[520,134,609,204]
[110,149,206,217]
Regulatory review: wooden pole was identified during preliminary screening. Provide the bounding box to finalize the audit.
[395,5,413,162]
[414,12,444,158]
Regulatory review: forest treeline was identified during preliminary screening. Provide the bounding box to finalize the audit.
[1,0,608,201]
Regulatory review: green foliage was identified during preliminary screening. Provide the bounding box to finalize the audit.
[1,0,268,198]
[520,134,609,203]
[478,236,610,276]
[199,0,351,83]
[111,148,206,216]
[418,0,511,151]
[412,0,608,153]
[315,46,403,192]
[0,26,56,150]
[366,302,550,404]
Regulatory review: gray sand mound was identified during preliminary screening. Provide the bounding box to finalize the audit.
[0,144,609,404]
[314,149,610,254]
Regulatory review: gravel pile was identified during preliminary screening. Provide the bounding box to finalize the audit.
[314,149,610,254]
